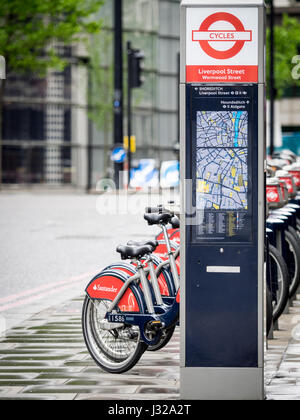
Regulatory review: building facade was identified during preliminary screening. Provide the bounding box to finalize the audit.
[2,0,300,187]
[2,0,181,189]
[89,0,181,189]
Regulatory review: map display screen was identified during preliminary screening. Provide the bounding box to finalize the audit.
[191,85,257,242]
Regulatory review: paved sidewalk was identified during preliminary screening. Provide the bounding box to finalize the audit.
[0,293,300,400]
[265,293,300,400]
[0,296,179,400]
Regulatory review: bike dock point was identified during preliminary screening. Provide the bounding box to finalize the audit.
[180,0,266,400]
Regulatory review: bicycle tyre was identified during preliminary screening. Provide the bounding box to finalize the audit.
[82,296,148,374]
[285,230,300,298]
[269,244,290,322]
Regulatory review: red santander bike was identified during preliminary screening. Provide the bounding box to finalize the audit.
[82,206,181,374]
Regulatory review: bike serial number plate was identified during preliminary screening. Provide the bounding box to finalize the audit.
[107,314,126,323]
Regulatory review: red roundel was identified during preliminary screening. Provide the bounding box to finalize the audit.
[199,12,247,60]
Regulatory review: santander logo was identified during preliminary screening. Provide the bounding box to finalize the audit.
[266,187,279,203]
[93,285,118,293]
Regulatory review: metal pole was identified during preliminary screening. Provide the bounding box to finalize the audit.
[177,52,180,145]
[269,0,275,156]
[87,66,92,192]
[0,57,6,190]
[127,41,132,186]
[0,79,4,191]
[113,0,124,190]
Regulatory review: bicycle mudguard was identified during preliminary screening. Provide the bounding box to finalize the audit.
[156,231,165,241]
[175,255,180,275]
[103,262,174,310]
[103,262,137,277]
[156,228,179,242]
[153,240,180,275]
[85,270,145,313]
[153,240,179,261]
[169,229,180,245]
[150,255,177,297]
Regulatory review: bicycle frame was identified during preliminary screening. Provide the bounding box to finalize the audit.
[105,285,180,347]
[86,214,181,347]
[106,217,180,309]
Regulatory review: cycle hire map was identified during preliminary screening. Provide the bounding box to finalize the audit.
[196,111,248,211]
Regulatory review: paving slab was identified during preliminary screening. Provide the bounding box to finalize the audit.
[0,292,299,400]
[0,296,180,400]
[265,293,300,400]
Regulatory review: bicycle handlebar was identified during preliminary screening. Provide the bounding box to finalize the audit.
[145,203,180,217]
[145,206,165,214]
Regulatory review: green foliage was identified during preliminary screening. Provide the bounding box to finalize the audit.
[0,0,103,75]
[267,14,300,99]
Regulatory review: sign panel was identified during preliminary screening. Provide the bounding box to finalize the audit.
[181,0,265,401]
[186,8,258,83]
[184,83,260,370]
[130,159,159,189]
[160,161,180,189]
[190,84,258,242]
[111,146,127,163]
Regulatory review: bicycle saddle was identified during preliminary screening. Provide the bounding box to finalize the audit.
[144,213,172,226]
[116,244,153,260]
[127,239,158,252]
[170,216,180,229]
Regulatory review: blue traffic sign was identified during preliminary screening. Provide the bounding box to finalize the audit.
[111,147,126,164]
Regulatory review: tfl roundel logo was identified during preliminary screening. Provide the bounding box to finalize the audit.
[192,12,252,60]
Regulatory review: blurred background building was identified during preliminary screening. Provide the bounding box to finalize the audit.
[2,0,180,189]
[1,0,300,188]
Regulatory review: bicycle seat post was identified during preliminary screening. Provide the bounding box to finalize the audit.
[161,223,173,254]
[133,257,155,315]
[147,257,164,306]
[161,223,180,291]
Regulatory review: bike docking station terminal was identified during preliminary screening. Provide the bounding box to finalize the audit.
[180,0,266,400]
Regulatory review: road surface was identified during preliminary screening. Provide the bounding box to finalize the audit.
[0,191,173,333]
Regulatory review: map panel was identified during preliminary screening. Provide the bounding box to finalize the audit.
[197,111,248,148]
[196,148,248,211]
[196,110,249,212]
[190,85,256,243]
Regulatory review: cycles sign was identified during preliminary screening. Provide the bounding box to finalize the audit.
[186,8,258,83]
[192,13,252,60]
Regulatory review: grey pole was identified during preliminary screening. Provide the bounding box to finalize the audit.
[127,41,132,185]
[0,56,6,191]
[113,0,124,190]
[269,0,275,156]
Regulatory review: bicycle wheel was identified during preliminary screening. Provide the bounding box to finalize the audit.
[82,296,148,374]
[269,244,290,322]
[285,229,300,298]
[297,218,300,234]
